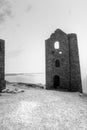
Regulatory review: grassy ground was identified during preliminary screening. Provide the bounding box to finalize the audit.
[0,85,87,130]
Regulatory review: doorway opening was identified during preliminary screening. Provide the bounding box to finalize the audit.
[53,75,60,89]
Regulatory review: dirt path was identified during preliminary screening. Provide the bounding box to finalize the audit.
[0,87,87,130]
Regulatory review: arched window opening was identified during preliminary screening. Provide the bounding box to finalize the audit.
[0,45,2,51]
[54,41,59,49]
[55,60,60,67]
[53,75,60,89]
[59,51,62,54]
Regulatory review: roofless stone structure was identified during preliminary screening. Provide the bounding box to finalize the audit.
[0,39,5,92]
[45,29,82,92]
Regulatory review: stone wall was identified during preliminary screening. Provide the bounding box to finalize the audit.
[45,29,82,92]
[45,29,70,90]
[0,39,5,92]
[68,34,82,92]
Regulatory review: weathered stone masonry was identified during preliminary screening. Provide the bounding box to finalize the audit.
[0,39,5,92]
[45,29,82,92]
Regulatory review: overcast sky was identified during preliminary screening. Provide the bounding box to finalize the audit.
[0,0,87,80]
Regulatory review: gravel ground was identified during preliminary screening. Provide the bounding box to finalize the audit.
[0,85,87,130]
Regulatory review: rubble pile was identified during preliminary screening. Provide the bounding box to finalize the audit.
[2,87,24,94]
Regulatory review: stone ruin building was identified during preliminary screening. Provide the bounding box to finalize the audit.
[0,39,5,92]
[45,29,82,92]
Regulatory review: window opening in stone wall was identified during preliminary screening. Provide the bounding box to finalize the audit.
[0,45,2,51]
[54,41,59,49]
[53,75,60,89]
[55,60,60,67]
[59,51,62,54]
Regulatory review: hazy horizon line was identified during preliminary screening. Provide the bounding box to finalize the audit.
[5,73,45,76]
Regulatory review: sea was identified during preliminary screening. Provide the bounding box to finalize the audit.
[5,73,45,85]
